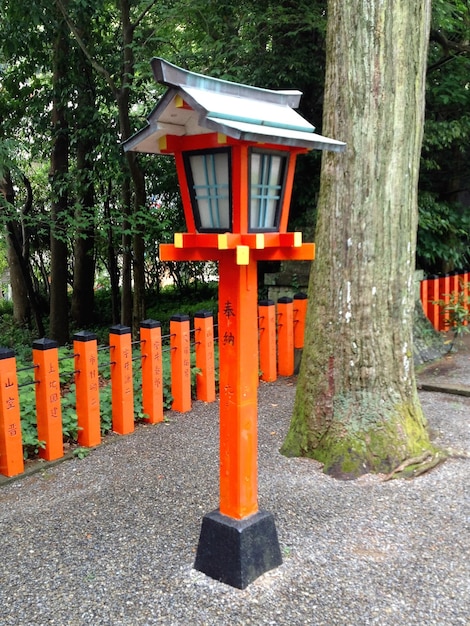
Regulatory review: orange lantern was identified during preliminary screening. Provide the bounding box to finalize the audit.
[124,58,345,588]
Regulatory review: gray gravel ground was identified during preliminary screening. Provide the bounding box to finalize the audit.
[0,347,469,626]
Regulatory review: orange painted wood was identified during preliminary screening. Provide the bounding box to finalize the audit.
[420,277,429,320]
[277,297,294,376]
[438,275,451,331]
[176,233,224,249]
[109,326,135,435]
[174,151,197,233]
[450,272,459,298]
[429,276,441,331]
[159,242,315,263]
[279,153,299,232]
[170,315,192,413]
[219,256,259,519]
[252,243,315,262]
[74,332,101,447]
[0,348,24,477]
[463,272,469,325]
[293,293,308,349]
[33,338,64,461]
[255,233,296,248]
[140,320,164,424]
[194,312,216,403]
[258,300,277,383]
[159,243,221,262]
[167,132,231,153]
[231,144,249,233]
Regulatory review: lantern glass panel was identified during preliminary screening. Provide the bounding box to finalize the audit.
[185,149,231,232]
[249,150,288,231]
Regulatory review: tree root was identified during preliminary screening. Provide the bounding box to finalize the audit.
[383,450,446,481]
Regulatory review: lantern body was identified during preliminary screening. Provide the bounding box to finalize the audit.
[174,134,297,236]
[123,56,345,589]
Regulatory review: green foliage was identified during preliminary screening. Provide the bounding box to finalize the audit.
[1,0,468,320]
[417,193,470,273]
[16,367,43,460]
[419,2,470,273]
[433,287,470,339]
[72,447,90,459]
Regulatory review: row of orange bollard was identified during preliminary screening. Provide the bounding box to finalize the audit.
[258,293,307,381]
[420,271,469,331]
[0,296,308,478]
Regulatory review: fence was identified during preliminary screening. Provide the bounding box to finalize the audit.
[420,270,470,331]
[0,294,308,478]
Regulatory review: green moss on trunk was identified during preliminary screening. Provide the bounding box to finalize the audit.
[282,393,439,479]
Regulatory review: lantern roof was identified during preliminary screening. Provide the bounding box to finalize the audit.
[123,58,345,154]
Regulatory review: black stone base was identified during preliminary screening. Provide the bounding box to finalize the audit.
[194,509,282,589]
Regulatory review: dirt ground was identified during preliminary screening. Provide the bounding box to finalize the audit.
[418,331,470,389]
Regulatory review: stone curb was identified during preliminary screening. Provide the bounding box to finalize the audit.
[417,382,470,397]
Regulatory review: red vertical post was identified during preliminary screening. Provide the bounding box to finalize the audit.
[140,320,164,424]
[430,275,441,331]
[450,271,459,298]
[0,348,24,477]
[293,292,308,349]
[33,338,63,461]
[74,332,101,447]
[258,300,277,382]
[463,271,469,325]
[109,325,134,435]
[170,314,192,413]
[438,274,451,331]
[218,255,259,519]
[277,297,294,376]
[420,276,429,321]
[194,311,216,403]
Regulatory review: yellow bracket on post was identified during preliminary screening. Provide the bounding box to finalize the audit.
[236,245,250,265]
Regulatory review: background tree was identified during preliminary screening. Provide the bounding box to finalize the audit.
[417,0,470,274]
[70,3,98,327]
[1,0,468,344]
[49,1,71,344]
[282,0,440,477]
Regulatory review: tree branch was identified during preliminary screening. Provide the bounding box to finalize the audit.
[132,0,159,32]
[428,29,470,73]
[54,0,120,100]
[431,29,470,55]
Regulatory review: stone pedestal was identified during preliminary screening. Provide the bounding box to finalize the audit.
[194,509,282,589]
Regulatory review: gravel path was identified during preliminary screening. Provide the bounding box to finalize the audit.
[0,347,468,625]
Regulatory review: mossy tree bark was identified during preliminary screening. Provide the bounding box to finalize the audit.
[281,0,437,477]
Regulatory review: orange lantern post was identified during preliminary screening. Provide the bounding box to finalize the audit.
[124,58,345,588]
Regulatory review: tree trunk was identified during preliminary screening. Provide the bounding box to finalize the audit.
[120,174,133,328]
[71,42,96,328]
[103,182,120,324]
[6,223,30,324]
[282,0,436,477]
[117,0,146,332]
[0,168,45,335]
[0,170,29,324]
[49,2,70,344]
[55,0,147,332]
